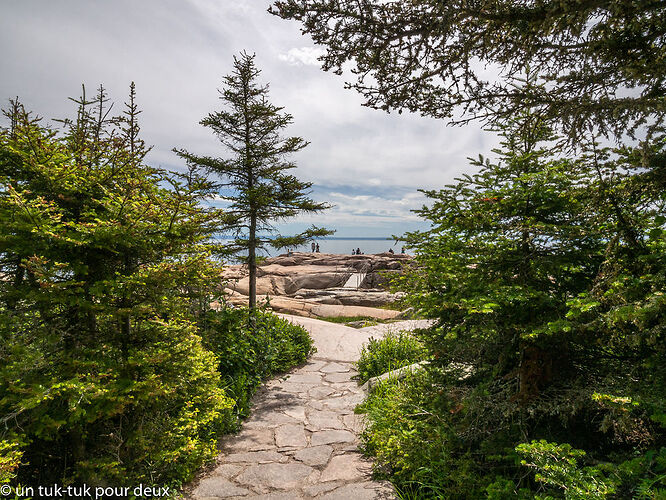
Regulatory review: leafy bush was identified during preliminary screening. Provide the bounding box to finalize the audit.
[358,369,497,498]
[0,91,314,489]
[361,370,666,499]
[200,306,315,418]
[355,331,427,384]
[615,447,666,499]
[0,440,22,484]
[516,440,616,499]
[516,441,666,499]
[361,105,665,497]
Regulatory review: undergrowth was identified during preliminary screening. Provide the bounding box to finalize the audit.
[355,330,428,384]
[200,306,316,420]
[358,367,666,499]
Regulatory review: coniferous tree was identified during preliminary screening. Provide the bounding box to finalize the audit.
[402,109,603,392]
[0,86,231,485]
[271,0,666,140]
[175,52,332,309]
[367,89,666,497]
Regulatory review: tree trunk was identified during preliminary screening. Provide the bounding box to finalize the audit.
[248,213,257,310]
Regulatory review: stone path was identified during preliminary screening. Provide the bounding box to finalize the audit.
[189,316,431,499]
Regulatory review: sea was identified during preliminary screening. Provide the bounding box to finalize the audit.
[216,237,408,260]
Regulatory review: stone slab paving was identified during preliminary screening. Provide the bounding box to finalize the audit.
[188,315,396,499]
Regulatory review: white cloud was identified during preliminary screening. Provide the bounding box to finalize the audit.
[299,190,428,225]
[278,47,326,66]
[0,0,497,236]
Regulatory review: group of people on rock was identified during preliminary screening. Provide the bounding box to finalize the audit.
[301,243,407,255]
[351,247,406,255]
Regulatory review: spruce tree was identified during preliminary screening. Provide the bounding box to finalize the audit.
[271,0,666,139]
[0,86,231,484]
[175,52,332,309]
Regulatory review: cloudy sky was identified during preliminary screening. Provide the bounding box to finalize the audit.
[1,0,497,237]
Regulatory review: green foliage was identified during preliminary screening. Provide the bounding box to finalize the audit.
[0,439,22,484]
[355,331,427,384]
[517,440,616,499]
[358,369,501,498]
[399,107,606,390]
[174,51,332,308]
[516,442,666,499]
[0,87,232,487]
[200,306,315,418]
[0,88,315,489]
[358,102,665,496]
[616,448,666,499]
[485,478,533,500]
[271,0,666,139]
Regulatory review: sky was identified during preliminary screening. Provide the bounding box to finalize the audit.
[0,0,497,237]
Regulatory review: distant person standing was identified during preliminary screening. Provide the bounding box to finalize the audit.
[401,246,405,254]
[316,243,320,253]
[311,241,316,252]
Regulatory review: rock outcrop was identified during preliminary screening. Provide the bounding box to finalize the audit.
[223,252,411,319]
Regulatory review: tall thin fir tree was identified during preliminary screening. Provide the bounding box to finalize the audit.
[175,52,332,310]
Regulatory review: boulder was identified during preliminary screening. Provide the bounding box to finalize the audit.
[223,292,402,320]
[221,252,412,319]
[360,362,427,393]
[226,272,350,296]
[294,288,404,308]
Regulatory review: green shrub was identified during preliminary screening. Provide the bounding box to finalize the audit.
[515,441,666,499]
[361,367,666,499]
[616,448,666,499]
[355,330,427,384]
[0,440,22,484]
[516,440,616,499]
[0,91,313,490]
[358,369,493,499]
[200,307,315,418]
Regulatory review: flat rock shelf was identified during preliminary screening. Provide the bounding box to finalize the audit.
[221,252,411,320]
[185,316,434,499]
